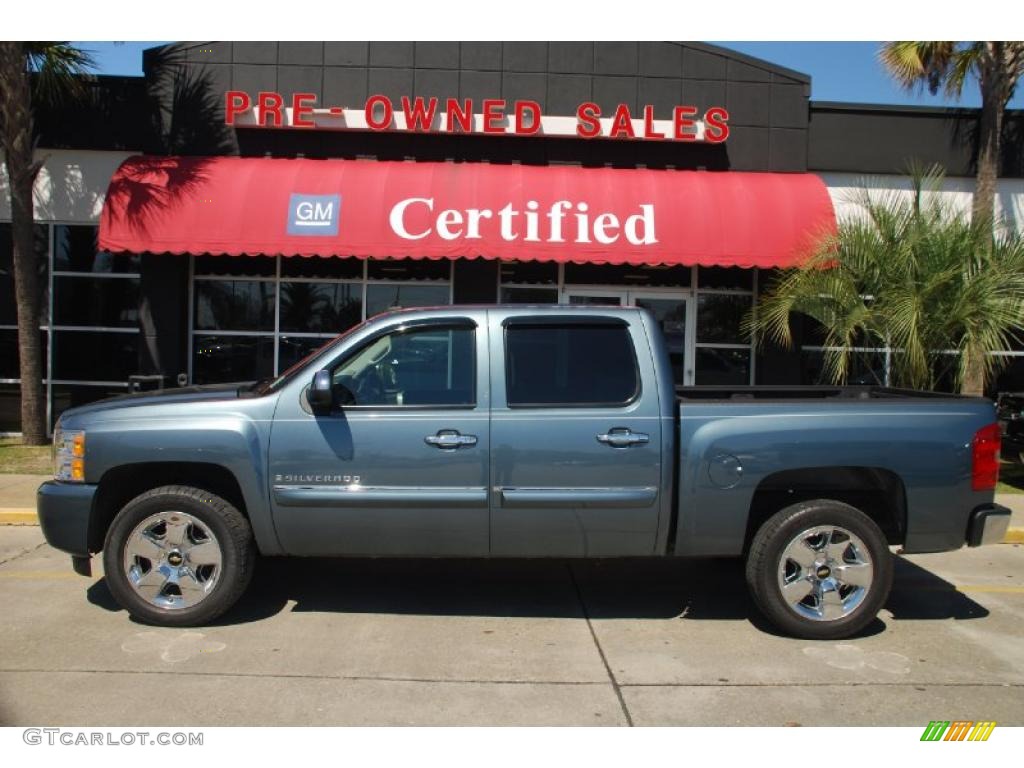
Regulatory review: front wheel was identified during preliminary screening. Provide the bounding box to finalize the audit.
[102,485,256,627]
[745,500,893,640]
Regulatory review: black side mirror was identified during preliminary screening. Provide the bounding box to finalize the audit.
[307,369,333,412]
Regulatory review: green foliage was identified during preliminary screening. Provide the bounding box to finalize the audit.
[747,167,1024,392]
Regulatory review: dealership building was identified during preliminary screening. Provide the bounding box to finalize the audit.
[2,41,1023,432]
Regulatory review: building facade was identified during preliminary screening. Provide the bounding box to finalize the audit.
[2,41,1023,433]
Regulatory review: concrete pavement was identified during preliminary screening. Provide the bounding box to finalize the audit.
[0,526,1021,726]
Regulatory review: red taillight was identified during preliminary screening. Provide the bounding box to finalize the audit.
[972,423,1001,491]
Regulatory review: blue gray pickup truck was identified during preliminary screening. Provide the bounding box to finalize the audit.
[38,305,1011,639]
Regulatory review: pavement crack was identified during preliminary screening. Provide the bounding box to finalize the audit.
[0,541,47,567]
[567,563,634,727]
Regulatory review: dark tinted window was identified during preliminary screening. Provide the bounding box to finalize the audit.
[54,225,138,273]
[280,282,362,333]
[192,335,274,384]
[0,223,49,325]
[194,280,275,331]
[365,284,449,318]
[332,326,475,407]
[52,331,139,381]
[54,276,140,327]
[505,323,639,407]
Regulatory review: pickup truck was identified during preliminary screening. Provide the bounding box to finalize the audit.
[38,305,1011,639]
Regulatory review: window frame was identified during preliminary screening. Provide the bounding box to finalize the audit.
[502,317,642,409]
[324,318,479,412]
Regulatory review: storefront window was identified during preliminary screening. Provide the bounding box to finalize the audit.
[190,255,451,384]
[192,335,275,385]
[53,276,139,326]
[280,282,362,333]
[500,286,559,304]
[695,348,752,385]
[194,280,275,331]
[54,226,138,273]
[365,283,450,318]
[696,294,751,344]
[564,262,691,287]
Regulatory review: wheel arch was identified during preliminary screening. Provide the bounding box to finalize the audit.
[743,466,908,553]
[89,462,254,553]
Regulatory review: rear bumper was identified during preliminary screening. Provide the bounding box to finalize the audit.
[37,481,97,557]
[966,503,1012,547]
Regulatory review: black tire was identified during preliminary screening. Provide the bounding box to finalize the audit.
[745,499,893,640]
[102,485,255,627]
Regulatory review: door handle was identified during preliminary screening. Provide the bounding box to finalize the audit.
[425,430,478,450]
[596,428,650,448]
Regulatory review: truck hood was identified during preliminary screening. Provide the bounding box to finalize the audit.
[58,382,252,422]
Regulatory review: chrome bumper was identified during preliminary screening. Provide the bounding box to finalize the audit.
[966,503,1012,547]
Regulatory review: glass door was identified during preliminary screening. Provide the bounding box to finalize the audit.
[563,289,627,306]
[562,288,694,386]
[628,292,693,388]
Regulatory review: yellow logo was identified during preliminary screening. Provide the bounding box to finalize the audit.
[920,721,996,741]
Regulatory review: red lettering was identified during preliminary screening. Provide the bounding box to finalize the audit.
[401,96,439,132]
[482,99,506,133]
[446,98,473,133]
[673,106,698,141]
[291,93,317,128]
[365,94,393,130]
[224,90,251,125]
[704,106,730,143]
[256,92,284,127]
[642,105,664,140]
[514,100,542,135]
[576,102,601,138]
[610,104,635,139]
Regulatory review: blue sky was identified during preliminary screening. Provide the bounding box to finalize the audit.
[72,41,1024,109]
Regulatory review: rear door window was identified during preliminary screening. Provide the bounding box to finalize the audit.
[504,322,639,407]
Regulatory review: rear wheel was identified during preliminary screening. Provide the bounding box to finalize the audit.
[102,485,255,626]
[745,500,893,640]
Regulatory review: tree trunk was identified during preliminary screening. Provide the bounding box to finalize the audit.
[972,44,1005,229]
[961,345,986,397]
[0,42,47,444]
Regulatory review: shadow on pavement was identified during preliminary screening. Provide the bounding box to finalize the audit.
[86,553,988,634]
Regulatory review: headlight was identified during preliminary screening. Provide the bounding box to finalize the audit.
[53,425,86,482]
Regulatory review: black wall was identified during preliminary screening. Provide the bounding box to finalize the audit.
[810,102,1024,178]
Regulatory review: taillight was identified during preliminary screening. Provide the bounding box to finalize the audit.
[972,423,1001,491]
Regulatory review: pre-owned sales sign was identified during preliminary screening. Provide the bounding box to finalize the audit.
[224,91,731,143]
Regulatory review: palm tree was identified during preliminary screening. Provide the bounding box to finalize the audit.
[0,42,93,444]
[879,42,1024,227]
[747,167,1024,395]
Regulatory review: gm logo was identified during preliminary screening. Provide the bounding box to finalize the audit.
[288,194,340,236]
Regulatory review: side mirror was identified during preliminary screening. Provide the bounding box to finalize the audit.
[307,369,333,412]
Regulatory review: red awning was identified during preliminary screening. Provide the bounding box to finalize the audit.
[99,155,835,269]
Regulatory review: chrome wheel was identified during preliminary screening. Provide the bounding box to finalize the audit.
[776,525,873,622]
[122,511,223,610]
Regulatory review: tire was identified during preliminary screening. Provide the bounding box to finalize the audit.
[102,485,256,627]
[745,499,893,640]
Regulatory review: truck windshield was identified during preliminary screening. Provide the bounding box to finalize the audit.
[249,319,370,396]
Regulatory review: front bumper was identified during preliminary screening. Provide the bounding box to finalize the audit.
[37,481,97,558]
[966,503,1012,547]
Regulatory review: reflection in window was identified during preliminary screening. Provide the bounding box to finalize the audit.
[500,286,559,304]
[365,284,450,318]
[52,331,139,382]
[278,336,333,372]
[280,282,361,333]
[192,335,274,385]
[694,348,751,385]
[697,294,752,344]
[54,225,139,273]
[195,280,275,331]
[332,326,475,407]
[54,276,140,327]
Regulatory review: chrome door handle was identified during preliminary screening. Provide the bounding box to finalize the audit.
[425,430,478,450]
[596,428,650,448]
